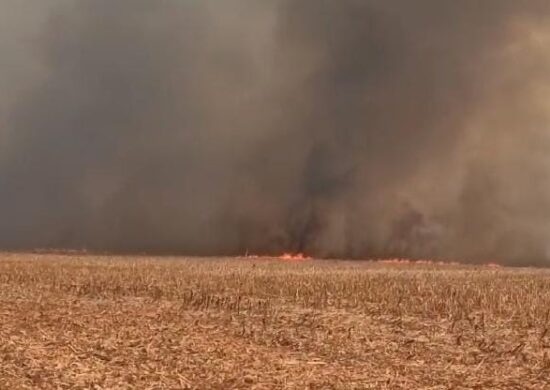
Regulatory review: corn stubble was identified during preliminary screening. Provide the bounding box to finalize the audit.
[1,254,550,389]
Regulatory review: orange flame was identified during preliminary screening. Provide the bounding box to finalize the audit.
[242,253,501,267]
[242,252,311,260]
[279,253,311,260]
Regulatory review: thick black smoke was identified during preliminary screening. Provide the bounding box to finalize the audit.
[1,1,550,264]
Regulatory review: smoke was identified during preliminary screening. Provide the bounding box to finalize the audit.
[1,0,550,264]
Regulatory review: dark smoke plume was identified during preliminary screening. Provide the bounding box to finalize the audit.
[1,0,550,264]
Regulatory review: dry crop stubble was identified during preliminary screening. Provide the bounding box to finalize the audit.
[1,253,550,388]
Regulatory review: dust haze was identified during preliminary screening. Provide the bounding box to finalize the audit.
[1,0,550,265]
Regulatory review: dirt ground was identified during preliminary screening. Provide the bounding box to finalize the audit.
[1,253,550,389]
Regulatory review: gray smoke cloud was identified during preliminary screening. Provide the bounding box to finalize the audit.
[1,0,550,265]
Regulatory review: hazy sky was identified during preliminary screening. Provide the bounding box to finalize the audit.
[1,1,550,265]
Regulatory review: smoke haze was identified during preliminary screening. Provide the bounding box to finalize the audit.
[1,1,550,265]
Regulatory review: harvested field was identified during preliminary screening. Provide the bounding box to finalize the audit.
[1,254,550,389]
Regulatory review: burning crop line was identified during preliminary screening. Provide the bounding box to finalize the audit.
[242,253,312,261]
[242,253,503,267]
[279,253,311,261]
